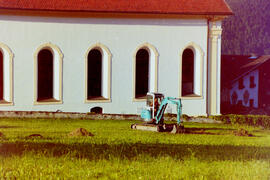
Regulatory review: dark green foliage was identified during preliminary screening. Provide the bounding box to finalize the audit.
[222,0,270,55]
[210,114,270,128]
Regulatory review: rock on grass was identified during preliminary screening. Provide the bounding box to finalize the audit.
[69,128,94,137]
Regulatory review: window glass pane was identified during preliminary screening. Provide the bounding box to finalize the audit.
[0,51,3,100]
[135,49,149,98]
[88,49,102,99]
[38,49,53,100]
[182,49,194,96]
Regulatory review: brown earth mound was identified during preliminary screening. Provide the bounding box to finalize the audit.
[69,128,94,137]
[0,131,5,138]
[233,128,253,137]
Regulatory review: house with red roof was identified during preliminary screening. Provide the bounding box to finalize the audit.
[0,0,232,116]
[221,55,270,114]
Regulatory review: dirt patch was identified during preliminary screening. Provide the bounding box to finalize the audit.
[68,128,94,137]
[26,134,44,139]
[183,128,218,135]
[0,125,20,129]
[233,128,254,137]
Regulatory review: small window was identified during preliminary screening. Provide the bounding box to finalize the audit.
[238,78,244,89]
[250,76,256,88]
[249,99,254,108]
[37,49,54,101]
[90,107,103,114]
[182,48,194,96]
[231,91,238,105]
[135,49,149,99]
[237,100,243,106]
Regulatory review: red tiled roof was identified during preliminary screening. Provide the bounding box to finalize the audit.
[0,0,233,15]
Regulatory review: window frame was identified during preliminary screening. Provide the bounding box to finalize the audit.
[133,43,159,102]
[0,43,14,106]
[84,43,112,103]
[34,43,63,105]
[179,42,204,99]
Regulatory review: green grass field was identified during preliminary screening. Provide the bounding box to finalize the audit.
[0,118,270,179]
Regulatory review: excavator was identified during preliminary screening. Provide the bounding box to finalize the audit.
[131,92,184,133]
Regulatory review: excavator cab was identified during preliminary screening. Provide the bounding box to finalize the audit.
[141,92,164,122]
[146,93,164,117]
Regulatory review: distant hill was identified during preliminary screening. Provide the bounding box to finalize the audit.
[222,0,270,55]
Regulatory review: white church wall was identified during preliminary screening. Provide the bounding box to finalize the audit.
[0,15,208,115]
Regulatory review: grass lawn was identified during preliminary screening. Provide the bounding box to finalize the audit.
[0,118,270,179]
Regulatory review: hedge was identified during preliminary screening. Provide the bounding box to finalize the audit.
[209,114,270,129]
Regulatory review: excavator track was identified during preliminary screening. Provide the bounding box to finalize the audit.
[131,123,184,133]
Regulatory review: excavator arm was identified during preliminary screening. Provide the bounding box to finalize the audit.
[155,97,182,125]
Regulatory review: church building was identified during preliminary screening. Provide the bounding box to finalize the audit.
[0,0,232,116]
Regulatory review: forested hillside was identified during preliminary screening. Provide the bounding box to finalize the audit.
[222,0,270,55]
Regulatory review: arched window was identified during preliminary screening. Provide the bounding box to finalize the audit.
[180,43,204,98]
[37,49,53,101]
[133,43,159,100]
[135,49,149,98]
[85,44,111,102]
[34,43,63,104]
[87,49,102,99]
[0,50,3,100]
[0,43,13,105]
[182,48,194,96]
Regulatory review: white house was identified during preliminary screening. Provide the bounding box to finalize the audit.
[222,55,270,113]
[0,0,232,116]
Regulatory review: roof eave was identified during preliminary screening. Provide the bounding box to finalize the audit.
[0,7,234,17]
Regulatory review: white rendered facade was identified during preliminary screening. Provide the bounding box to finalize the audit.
[230,70,259,108]
[0,14,223,116]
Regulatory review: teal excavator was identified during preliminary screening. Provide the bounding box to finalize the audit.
[131,92,184,133]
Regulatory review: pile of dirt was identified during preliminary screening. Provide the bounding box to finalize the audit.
[0,131,5,138]
[68,128,94,137]
[233,128,253,137]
